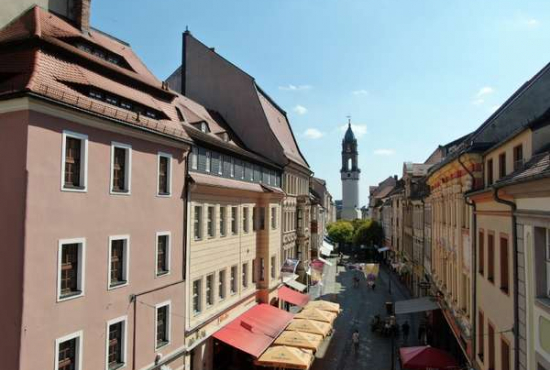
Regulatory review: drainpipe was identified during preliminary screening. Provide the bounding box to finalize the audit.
[492,186,519,370]
[458,152,477,367]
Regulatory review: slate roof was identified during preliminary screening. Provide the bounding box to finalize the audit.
[495,151,550,187]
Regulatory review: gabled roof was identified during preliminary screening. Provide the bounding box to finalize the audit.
[495,151,550,187]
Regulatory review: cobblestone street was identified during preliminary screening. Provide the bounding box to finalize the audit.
[309,256,423,370]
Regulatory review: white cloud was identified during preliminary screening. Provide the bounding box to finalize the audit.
[373,149,396,156]
[526,18,539,27]
[303,128,325,139]
[279,84,312,91]
[352,89,369,96]
[489,105,500,113]
[293,105,308,115]
[472,98,485,106]
[339,124,368,137]
[476,86,495,97]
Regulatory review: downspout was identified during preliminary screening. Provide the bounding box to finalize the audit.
[493,186,519,370]
[458,152,477,367]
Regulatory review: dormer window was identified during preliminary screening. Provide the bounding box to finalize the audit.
[217,132,229,142]
[175,107,185,122]
[145,111,156,119]
[106,95,119,105]
[200,122,209,133]
[120,101,132,110]
[85,88,166,120]
[74,41,125,68]
[89,90,103,100]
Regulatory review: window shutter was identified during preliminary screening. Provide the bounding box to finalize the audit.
[198,147,207,172]
[212,152,220,175]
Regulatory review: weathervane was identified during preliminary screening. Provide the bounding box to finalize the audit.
[347,115,352,126]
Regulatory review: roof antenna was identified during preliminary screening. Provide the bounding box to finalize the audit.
[185,25,190,34]
[347,115,352,127]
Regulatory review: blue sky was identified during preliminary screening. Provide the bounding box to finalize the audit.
[93,0,550,205]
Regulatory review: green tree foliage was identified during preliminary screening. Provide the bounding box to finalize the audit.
[326,220,354,244]
[353,219,384,247]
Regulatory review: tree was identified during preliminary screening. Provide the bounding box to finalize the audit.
[353,219,384,247]
[327,220,354,245]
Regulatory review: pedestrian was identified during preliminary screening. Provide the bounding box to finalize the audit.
[352,329,360,355]
[401,321,410,343]
[418,323,426,344]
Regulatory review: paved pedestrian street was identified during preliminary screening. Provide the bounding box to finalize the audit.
[310,256,423,370]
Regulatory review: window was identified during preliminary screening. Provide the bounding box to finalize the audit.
[501,338,510,370]
[156,232,170,276]
[191,146,198,170]
[498,153,506,179]
[271,255,276,279]
[219,206,226,237]
[259,207,266,230]
[487,159,494,186]
[488,323,495,370]
[242,263,248,288]
[157,153,172,196]
[155,302,170,348]
[479,231,485,276]
[231,207,238,235]
[478,310,484,361]
[62,131,88,191]
[109,236,129,289]
[513,145,523,171]
[58,238,85,301]
[194,206,202,240]
[243,207,249,233]
[260,258,265,281]
[252,259,257,283]
[500,237,509,294]
[56,331,82,370]
[218,154,223,175]
[488,233,495,282]
[206,274,214,307]
[218,270,226,300]
[106,317,127,370]
[110,143,131,194]
[192,279,201,314]
[205,151,211,173]
[230,265,237,294]
[230,157,235,178]
[207,206,215,238]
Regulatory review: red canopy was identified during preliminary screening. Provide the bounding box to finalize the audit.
[279,286,310,307]
[399,346,460,370]
[213,304,294,358]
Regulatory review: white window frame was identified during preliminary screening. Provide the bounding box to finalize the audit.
[271,255,276,279]
[55,330,84,370]
[194,205,203,241]
[218,154,223,175]
[206,274,214,307]
[192,279,202,315]
[105,316,128,370]
[110,142,132,195]
[219,206,226,237]
[57,238,86,302]
[107,235,130,290]
[231,207,238,235]
[154,301,171,350]
[155,232,171,277]
[157,152,172,197]
[243,207,249,233]
[230,157,235,178]
[218,269,226,300]
[242,262,249,289]
[230,265,237,295]
[191,146,198,170]
[271,207,277,229]
[207,206,215,238]
[61,130,88,192]
[205,151,211,173]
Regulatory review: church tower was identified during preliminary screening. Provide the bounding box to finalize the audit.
[340,122,360,219]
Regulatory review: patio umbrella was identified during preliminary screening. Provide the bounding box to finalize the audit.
[286,319,332,337]
[399,346,460,370]
[305,300,341,313]
[255,345,314,369]
[295,308,336,323]
[274,330,323,352]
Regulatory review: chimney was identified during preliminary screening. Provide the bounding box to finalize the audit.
[75,0,91,33]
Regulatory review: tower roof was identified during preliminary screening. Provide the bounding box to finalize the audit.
[343,123,356,143]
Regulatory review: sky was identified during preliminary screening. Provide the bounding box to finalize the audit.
[92,0,550,206]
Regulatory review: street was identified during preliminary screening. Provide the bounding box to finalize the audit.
[310,256,423,370]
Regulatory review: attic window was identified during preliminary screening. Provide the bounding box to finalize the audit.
[175,107,185,122]
[73,41,127,68]
[194,122,209,133]
[86,88,163,120]
[217,132,229,142]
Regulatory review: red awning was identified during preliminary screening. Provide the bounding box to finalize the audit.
[213,304,294,358]
[279,286,310,307]
[399,346,460,370]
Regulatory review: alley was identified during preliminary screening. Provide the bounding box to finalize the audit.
[310,256,423,370]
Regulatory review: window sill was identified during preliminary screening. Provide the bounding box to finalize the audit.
[62,185,87,193]
[156,192,172,198]
[109,362,126,370]
[58,290,84,302]
[535,297,550,314]
[156,341,170,350]
[109,281,128,290]
[110,189,131,196]
[156,271,170,278]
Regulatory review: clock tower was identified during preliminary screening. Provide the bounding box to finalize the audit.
[340,121,360,219]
